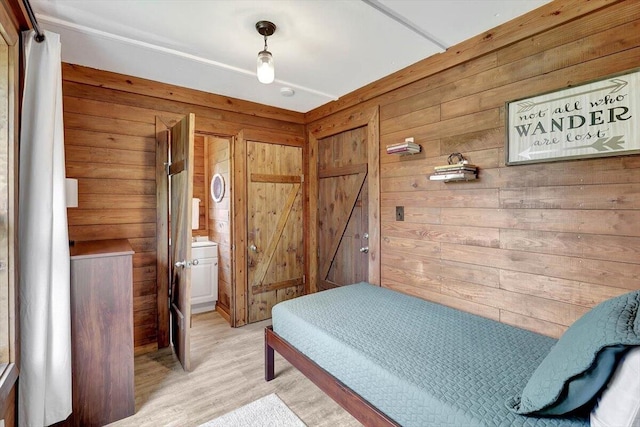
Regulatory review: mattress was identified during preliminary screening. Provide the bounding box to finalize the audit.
[271,282,589,427]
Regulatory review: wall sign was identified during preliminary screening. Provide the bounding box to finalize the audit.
[506,68,639,165]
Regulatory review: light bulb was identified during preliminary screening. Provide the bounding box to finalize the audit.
[257,50,274,84]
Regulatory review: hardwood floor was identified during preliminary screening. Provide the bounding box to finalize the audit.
[107,310,361,427]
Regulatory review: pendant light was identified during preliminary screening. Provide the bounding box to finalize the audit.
[256,21,276,84]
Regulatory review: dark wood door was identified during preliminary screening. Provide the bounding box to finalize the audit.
[169,113,195,371]
[247,141,303,323]
[317,126,369,290]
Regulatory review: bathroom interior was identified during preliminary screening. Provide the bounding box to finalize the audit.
[189,134,233,321]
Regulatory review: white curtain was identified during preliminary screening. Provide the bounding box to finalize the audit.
[18,30,72,426]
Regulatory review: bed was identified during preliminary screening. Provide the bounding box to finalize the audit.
[265,283,640,426]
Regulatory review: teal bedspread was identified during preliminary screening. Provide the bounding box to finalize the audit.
[271,283,589,427]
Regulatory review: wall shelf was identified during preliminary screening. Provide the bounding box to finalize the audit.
[386,137,421,155]
[429,171,477,182]
[429,153,478,182]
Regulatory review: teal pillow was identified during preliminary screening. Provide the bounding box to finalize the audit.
[507,290,640,415]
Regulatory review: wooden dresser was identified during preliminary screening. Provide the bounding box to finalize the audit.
[69,239,135,426]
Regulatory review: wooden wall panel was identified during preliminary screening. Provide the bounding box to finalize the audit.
[63,64,304,352]
[64,96,159,350]
[192,135,207,237]
[308,0,640,338]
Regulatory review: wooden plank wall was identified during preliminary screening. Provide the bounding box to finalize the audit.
[63,64,304,351]
[308,0,640,338]
[64,94,159,352]
[192,136,208,237]
[206,136,232,321]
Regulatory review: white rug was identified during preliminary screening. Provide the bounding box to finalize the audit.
[200,393,306,427]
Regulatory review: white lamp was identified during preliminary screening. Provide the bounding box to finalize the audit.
[257,50,274,84]
[65,178,78,208]
[256,21,276,84]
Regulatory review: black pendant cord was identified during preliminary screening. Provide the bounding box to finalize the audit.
[23,0,45,42]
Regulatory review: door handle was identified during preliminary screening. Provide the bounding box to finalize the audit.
[174,259,199,268]
[249,244,258,252]
[359,247,369,253]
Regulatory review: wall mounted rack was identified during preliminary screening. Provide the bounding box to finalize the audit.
[429,153,478,182]
[386,137,421,155]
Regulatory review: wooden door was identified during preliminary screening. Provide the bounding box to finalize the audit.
[247,141,303,323]
[169,113,195,371]
[318,126,369,291]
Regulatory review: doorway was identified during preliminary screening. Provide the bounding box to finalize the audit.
[317,126,369,290]
[156,116,231,371]
[166,113,196,371]
[203,135,234,323]
[232,130,305,326]
[245,140,304,323]
[308,106,380,292]
[160,126,306,330]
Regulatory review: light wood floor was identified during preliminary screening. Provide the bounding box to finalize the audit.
[107,311,361,427]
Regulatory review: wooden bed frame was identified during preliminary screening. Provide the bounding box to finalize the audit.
[265,326,400,427]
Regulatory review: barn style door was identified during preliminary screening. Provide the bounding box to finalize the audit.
[169,113,195,371]
[246,141,303,323]
[317,126,369,291]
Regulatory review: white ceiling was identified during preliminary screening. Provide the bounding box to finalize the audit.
[31,0,552,113]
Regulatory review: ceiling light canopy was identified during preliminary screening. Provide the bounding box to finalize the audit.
[256,20,276,84]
